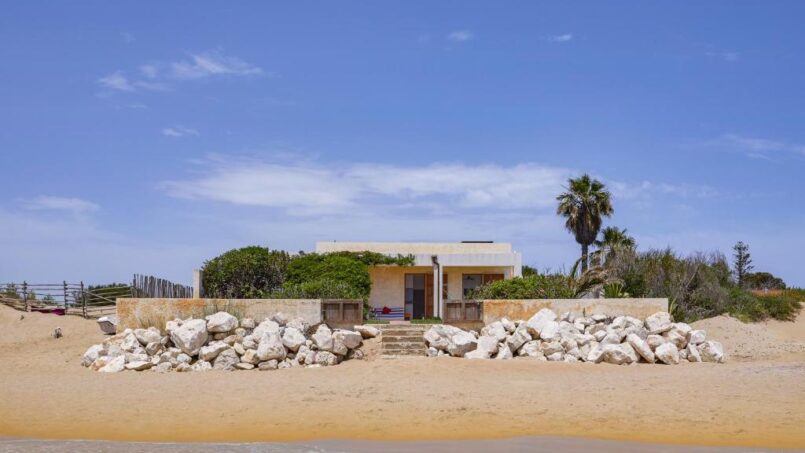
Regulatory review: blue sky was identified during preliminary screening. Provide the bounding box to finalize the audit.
[1,2,803,286]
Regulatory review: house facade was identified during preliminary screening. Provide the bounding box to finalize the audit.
[315,241,522,320]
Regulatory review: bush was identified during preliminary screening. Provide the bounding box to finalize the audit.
[607,248,802,322]
[201,246,291,298]
[754,288,804,321]
[470,274,574,299]
[272,279,365,299]
[286,254,373,298]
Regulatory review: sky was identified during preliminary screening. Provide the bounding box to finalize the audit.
[1,2,803,286]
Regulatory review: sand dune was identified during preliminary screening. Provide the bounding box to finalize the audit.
[0,305,803,449]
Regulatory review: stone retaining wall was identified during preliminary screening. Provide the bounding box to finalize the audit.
[482,298,668,325]
[116,298,324,332]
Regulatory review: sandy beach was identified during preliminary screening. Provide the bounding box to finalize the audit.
[0,305,803,450]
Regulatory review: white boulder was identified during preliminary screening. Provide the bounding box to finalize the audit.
[257,332,287,361]
[282,327,307,352]
[169,319,209,356]
[645,312,673,334]
[699,341,725,363]
[354,325,380,339]
[205,312,239,333]
[447,330,478,357]
[526,308,558,337]
[655,342,680,365]
[626,333,655,363]
[198,341,229,362]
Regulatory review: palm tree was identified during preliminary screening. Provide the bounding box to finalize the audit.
[594,226,636,265]
[556,174,613,273]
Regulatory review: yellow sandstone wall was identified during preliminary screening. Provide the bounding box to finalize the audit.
[116,298,323,332]
[482,298,669,324]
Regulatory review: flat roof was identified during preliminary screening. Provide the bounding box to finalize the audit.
[314,241,513,255]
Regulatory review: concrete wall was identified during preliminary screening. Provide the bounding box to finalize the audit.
[482,298,669,324]
[116,298,323,332]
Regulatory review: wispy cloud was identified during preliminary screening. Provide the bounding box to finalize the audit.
[23,196,100,214]
[170,51,264,80]
[162,126,199,137]
[447,30,474,42]
[546,33,573,43]
[161,157,711,217]
[121,32,135,44]
[97,50,265,93]
[710,133,805,160]
[706,50,740,62]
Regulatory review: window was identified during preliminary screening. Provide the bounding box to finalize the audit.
[462,273,505,298]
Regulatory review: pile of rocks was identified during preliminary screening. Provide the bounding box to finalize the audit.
[424,310,725,365]
[83,312,376,373]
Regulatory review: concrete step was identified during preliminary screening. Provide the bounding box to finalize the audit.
[381,349,427,357]
[380,329,428,336]
[380,335,424,342]
[382,342,427,351]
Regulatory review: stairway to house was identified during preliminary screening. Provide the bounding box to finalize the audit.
[379,324,428,357]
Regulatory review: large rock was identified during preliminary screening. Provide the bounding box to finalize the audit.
[282,327,307,352]
[586,343,605,363]
[98,355,126,373]
[447,330,478,357]
[495,344,513,360]
[663,329,688,350]
[82,344,105,367]
[645,312,673,335]
[500,318,516,333]
[312,324,334,352]
[626,333,655,363]
[257,332,287,361]
[688,330,706,345]
[198,341,230,362]
[354,325,380,339]
[518,340,544,358]
[646,334,666,351]
[687,343,702,362]
[505,325,532,352]
[125,360,152,371]
[538,321,560,341]
[526,308,558,337]
[333,329,363,350]
[655,342,680,365]
[464,335,498,359]
[169,319,209,356]
[481,322,508,342]
[600,331,623,346]
[542,340,564,356]
[602,344,635,365]
[252,319,281,338]
[286,318,309,334]
[424,324,462,351]
[315,350,338,366]
[699,341,725,363]
[212,348,240,370]
[205,312,239,333]
[133,327,162,346]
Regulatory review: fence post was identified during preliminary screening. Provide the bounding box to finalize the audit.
[80,281,87,319]
[132,275,137,298]
[22,281,29,312]
[63,281,68,310]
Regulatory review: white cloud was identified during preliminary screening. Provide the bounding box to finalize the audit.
[161,157,708,217]
[162,126,199,137]
[97,50,264,93]
[546,34,573,43]
[712,133,805,159]
[98,72,134,91]
[705,50,740,62]
[24,196,100,214]
[170,51,264,80]
[447,30,474,42]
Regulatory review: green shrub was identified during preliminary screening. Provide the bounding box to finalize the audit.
[470,274,574,299]
[272,279,365,299]
[201,246,291,298]
[286,254,373,298]
[754,288,804,321]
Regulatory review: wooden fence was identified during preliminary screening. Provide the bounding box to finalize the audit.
[444,300,483,322]
[0,282,130,318]
[132,274,193,298]
[321,299,363,323]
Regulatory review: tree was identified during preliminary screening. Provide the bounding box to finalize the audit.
[556,174,614,273]
[744,272,785,291]
[594,226,636,265]
[733,241,754,287]
[201,246,291,298]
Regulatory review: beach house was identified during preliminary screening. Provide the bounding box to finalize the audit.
[315,241,522,320]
